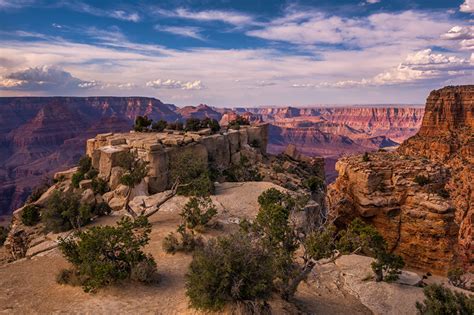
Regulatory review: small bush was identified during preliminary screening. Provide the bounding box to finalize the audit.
[228,115,250,130]
[167,121,184,131]
[185,118,202,132]
[58,217,156,292]
[151,120,167,132]
[303,176,325,193]
[414,175,430,186]
[170,152,213,196]
[0,226,8,246]
[71,172,84,188]
[134,115,152,132]
[21,204,41,226]
[416,284,474,314]
[118,151,149,188]
[223,156,263,182]
[42,191,83,232]
[362,152,370,162]
[180,197,217,230]
[92,202,112,216]
[91,177,109,195]
[78,156,92,174]
[200,117,220,133]
[185,233,273,311]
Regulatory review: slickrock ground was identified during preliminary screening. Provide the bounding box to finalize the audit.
[0,182,371,315]
[328,85,474,274]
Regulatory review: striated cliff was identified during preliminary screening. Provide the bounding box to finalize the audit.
[328,86,473,274]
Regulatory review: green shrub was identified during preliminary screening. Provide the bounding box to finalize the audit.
[170,152,213,196]
[180,197,217,230]
[223,156,263,182]
[0,226,8,246]
[78,156,92,174]
[134,115,152,132]
[336,218,404,282]
[228,115,250,130]
[91,177,109,195]
[185,118,202,132]
[416,284,474,314]
[21,204,41,226]
[118,151,149,188]
[200,117,220,133]
[151,119,167,132]
[85,168,98,180]
[71,172,84,188]
[414,175,430,186]
[167,121,184,131]
[58,217,156,292]
[130,255,158,283]
[303,176,325,192]
[185,233,273,311]
[42,191,109,232]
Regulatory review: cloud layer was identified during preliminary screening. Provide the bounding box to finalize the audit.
[146,79,204,90]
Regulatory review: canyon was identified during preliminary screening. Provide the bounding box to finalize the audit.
[0,97,423,216]
[328,85,473,274]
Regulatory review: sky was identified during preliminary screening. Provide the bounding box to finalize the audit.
[0,0,473,107]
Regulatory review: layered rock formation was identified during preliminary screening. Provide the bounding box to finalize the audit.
[328,86,473,274]
[0,96,422,216]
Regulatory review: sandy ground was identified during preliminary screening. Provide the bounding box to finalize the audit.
[0,182,372,314]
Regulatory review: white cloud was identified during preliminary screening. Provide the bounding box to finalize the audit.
[316,49,473,87]
[64,1,140,22]
[441,26,474,51]
[154,25,204,40]
[155,8,254,26]
[247,10,453,49]
[366,0,381,4]
[460,0,474,13]
[0,0,33,9]
[146,79,204,90]
[0,65,97,91]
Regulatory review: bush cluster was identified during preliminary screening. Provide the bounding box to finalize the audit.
[42,191,111,232]
[303,176,325,193]
[162,224,203,254]
[169,152,213,196]
[58,216,156,292]
[416,284,474,314]
[185,117,220,133]
[180,197,217,230]
[117,151,149,189]
[71,156,102,189]
[228,115,250,130]
[336,218,404,282]
[223,155,263,182]
[21,204,41,226]
[185,233,273,311]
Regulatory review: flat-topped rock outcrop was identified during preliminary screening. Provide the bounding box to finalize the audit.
[86,124,268,194]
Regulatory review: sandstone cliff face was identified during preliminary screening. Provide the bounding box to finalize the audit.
[328,86,473,274]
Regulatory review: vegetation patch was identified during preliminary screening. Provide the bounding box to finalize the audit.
[416,284,474,314]
[169,152,213,196]
[21,204,41,226]
[58,217,157,292]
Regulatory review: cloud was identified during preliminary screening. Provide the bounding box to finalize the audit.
[0,65,97,91]
[146,79,204,90]
[0,0,33,9]
[315,49,473,87]
[154,25,204,40]
[255,81,276,87]
[366,0,381,4]
[63,1,140,22]
[247,10,452,49]
[155,8,254,26]
[460,0,474,13]
[441,26,474,51]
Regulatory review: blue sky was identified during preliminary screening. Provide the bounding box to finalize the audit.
[0,0,472,106]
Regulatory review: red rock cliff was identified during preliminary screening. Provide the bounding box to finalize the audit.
[328,85,474,274]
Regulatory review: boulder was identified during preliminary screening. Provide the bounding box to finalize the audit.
[81,189,95,205]
[79,179,92,190]
[109,166,125,190]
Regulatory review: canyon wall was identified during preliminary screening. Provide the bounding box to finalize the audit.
[0,97,422,216]
[328,86,473,274]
